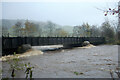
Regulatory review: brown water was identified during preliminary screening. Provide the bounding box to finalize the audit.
[2,45,119,78]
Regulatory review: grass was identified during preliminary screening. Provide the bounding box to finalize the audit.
[74,71,84,75]
[74,72,79,75]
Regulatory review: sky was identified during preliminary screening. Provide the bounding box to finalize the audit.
[2,1,119,26]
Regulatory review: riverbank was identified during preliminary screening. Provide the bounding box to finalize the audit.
[0,49,43,62]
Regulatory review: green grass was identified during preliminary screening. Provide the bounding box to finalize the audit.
[74,71,84,75]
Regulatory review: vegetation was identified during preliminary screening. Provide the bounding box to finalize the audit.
[73,20,119,44]
[2,19,119,44]
[2,52,35,79]
[8,52,24,71]
[74,71,84,75]
[24,62,34,79]
[2,19,70,37]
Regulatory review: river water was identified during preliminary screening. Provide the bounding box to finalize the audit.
[2,45,119,78]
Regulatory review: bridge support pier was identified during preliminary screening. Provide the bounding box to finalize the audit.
[17,44,32,53]
[63,44,82,48]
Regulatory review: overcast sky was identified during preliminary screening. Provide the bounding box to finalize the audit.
[2,1,118,26]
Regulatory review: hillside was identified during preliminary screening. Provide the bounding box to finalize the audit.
[1,19,73,34]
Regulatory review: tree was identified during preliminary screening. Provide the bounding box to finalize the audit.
[73,24,102,37]
[45,21,56,37]
[81,23,91,37]
[100,1,120,44]
[11,21,23,37]
[101,20,115,43]
[38,27,42,37]
[104,8,118,16]
[24,20,39,37]
[73,26,81,37]
[73,23,91,37]
[2,26,9,37]
[55,28,68,37]
[90,25,101,37]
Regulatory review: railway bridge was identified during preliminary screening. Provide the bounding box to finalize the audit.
[2,37,105,55]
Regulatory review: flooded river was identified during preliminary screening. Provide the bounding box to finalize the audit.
[2,45,119,78]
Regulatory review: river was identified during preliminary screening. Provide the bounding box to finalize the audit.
[2,45,119,78]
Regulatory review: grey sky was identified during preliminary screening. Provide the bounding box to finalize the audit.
[2,2,118,26]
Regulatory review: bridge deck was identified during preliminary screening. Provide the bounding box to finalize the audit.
[2,37,105,50]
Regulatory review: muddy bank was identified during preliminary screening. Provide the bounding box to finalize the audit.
[1,49,43,62]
